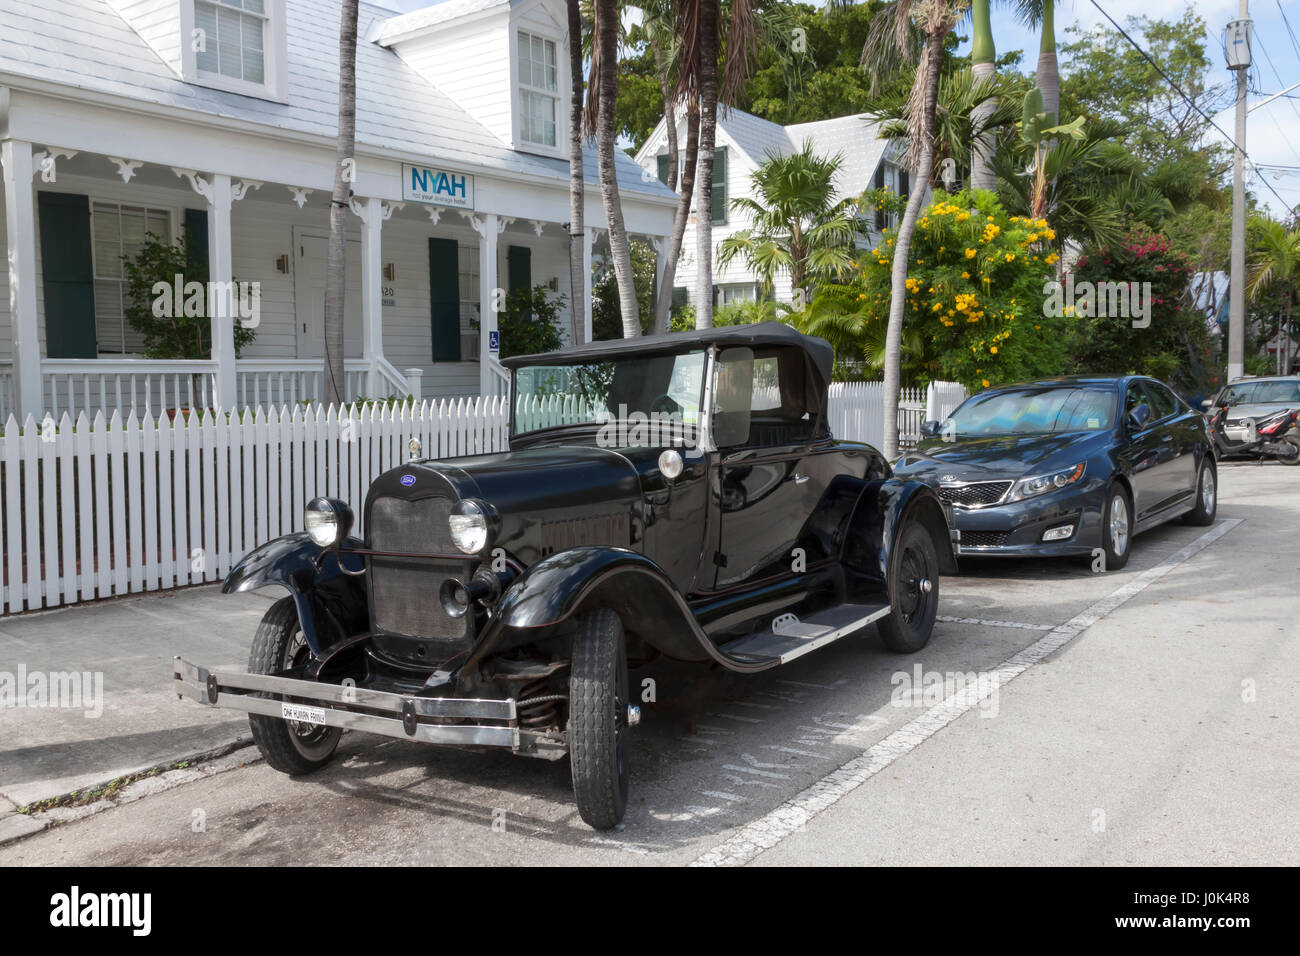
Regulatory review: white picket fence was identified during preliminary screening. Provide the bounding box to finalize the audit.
[0,382,963,615]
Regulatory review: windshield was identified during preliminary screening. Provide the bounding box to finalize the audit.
[1221,380,1300,405]
[513,350,706,444]
[946,387,1117,437]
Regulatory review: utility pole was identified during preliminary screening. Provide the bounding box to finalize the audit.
[1226,3,1251,383]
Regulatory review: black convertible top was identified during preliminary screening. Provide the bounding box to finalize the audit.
[501,322,835,385]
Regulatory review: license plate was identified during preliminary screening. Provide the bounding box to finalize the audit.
[282,702,327,725]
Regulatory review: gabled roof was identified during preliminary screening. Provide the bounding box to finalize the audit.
[0,0,672,201]
[635,105,900,202]
[369,0,516,44]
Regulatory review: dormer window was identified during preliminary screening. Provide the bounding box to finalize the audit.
[517,31,558,149]
[194,0,266,84]
[183,0,287,100]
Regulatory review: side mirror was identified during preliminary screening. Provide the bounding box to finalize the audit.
[919,420,941,438]
[1127,403,1152,431]
[1200,399,1212,410]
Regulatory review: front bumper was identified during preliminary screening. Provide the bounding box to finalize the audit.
[173,657,567,760]
[951,480,1104,557]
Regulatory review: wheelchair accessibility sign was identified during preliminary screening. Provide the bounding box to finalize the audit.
[489,330,500,354]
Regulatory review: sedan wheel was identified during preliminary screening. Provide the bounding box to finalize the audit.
[1100,486,1131,571]
[1183,460,1218,526]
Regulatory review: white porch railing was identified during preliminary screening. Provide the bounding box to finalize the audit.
[0,358,420,422]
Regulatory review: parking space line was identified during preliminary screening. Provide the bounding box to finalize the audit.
[937,615,1055,631]
[692,518,1243,867]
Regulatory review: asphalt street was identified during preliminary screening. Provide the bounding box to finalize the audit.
[2,462,1296,866]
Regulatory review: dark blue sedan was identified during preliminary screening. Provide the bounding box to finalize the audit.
[893,376,1217,569]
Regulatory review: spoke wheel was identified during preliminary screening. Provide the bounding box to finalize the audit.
[1100,484,1132,570]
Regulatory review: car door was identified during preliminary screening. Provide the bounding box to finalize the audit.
[1144,380,1200,509]
[1116,380,1172,521]
[708,347,831,591]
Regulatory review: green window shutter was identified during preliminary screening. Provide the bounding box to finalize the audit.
[507,245,531,294]
[184,208,209,273]
[873,164,886,231]
[711,147,728,224]
[898,170,910,201]
[428,237,460,362]
[657,154,670,186]
[37,192,97,358]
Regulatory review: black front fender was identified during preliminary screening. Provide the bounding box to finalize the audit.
[844,478,957,590]
[463,547,776,677]
[223,534,368,654]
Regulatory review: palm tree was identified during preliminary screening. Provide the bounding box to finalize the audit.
[716,142,859,298]
[586,0,640,336]
[969,0,997,190]
[862,0,966,459]
[567,0,587,345]
[1013,0,1059,124]
[693,0,723,329]
[1247,217,1300,374]
[324,0,358,406]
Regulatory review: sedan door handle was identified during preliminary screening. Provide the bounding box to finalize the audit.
[792,473,810,484]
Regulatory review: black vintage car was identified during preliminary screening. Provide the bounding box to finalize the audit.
[174,323,954,828]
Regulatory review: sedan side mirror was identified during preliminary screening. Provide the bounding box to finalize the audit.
[1127,403,1152,431]
[1200,399,1212,410]
[919,419,941,438]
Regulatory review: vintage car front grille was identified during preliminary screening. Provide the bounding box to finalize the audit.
[368,495,473,645]
[959,530,1010,548]
[937,480,1013,508]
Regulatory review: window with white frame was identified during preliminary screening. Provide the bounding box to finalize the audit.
[194,0,266,85]
[517,31,558,148]
[92,202,173,355]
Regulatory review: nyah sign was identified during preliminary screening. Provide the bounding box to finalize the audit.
[404,163,474,209]
[1043,276,1152,329]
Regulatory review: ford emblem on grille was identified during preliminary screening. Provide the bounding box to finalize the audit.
[400,474,416,487]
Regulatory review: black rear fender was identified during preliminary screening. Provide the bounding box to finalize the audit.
[222,534,368,654]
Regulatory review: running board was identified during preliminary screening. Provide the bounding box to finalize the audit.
[722,603,891,664]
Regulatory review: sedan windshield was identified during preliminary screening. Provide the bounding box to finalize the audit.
[946,387,1117,437]
[513,350,706,444]
[1221,380,1300,405]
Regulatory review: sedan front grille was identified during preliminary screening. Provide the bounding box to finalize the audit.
[959,530,1010,548]
[937,480,1012,508]
[368,495,473,646]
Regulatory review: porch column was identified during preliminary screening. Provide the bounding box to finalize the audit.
[478,213,499,396]
[208,174,236,410]
[582,227,594,344]
[357,196,385,398]
[1,140,42,420]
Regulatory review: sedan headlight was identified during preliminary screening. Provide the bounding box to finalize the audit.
[304,497,353,548]
[448,499,490,554]
[1006,463,1086,503]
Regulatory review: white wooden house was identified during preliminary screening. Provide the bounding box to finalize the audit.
[0,0,677,420]
[633,107,911,310]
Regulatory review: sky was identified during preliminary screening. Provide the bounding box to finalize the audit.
[372,0,1300,217]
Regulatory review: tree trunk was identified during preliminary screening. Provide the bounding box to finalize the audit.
[653,38,679,193]
[969,0,997,192]
[324,0,359,406]
[567,0,586,345]
[1036,0,1059,124]
[654,96,700,333]
[694,0,720,330]
[594,0,640,336]
[883,30,944,460]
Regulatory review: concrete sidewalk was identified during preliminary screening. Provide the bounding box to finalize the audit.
[0,584,273,827]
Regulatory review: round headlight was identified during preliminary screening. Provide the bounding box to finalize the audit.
[305,497,353,548]
[448,499,489,554]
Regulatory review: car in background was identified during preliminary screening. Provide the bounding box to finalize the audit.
[894,376,1217,570]
[1202,375,1300,465]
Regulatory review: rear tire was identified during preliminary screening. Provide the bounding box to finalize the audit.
[1182,458,1218,525]
[247,597,342,776]
[1277,437,1300,466]
[877,523,939,653]
[568,608,630,830]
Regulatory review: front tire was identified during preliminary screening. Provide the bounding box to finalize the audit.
[247,597,342,776]
[877,523,939,653]
[1183,458,1218,525]
[1100,483,1132,570]
[1277,436,1300,465]
[568,608,631,829]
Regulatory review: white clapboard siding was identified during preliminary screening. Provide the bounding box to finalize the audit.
[0,386,958,615]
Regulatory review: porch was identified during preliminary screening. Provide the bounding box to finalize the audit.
[0,139,671,422]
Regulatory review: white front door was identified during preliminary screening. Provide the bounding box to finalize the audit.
[295,233,363,359]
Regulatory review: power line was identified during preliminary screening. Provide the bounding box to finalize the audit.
[1087,0,1296,214]
[1277,0,1300,61]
